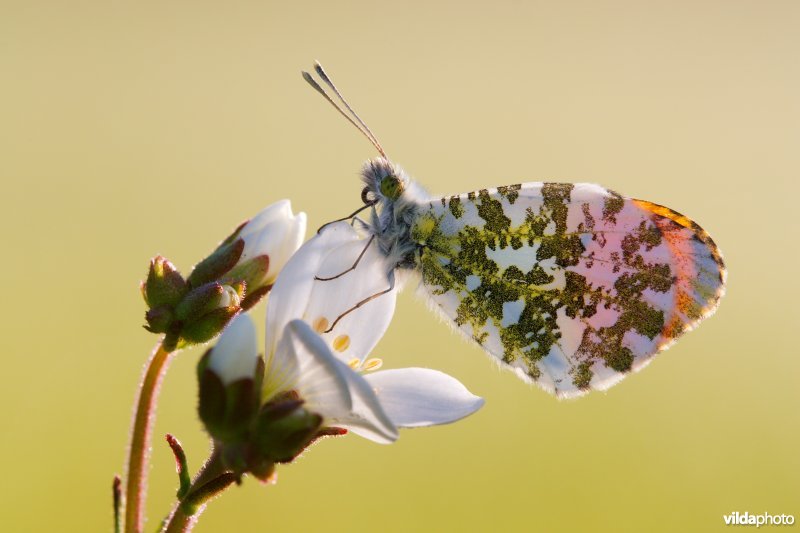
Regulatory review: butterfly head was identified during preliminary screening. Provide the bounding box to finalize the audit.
[361,157,408,204]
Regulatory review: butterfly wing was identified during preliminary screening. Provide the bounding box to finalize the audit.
[412,183,726,398]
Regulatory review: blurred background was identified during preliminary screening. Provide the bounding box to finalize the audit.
[2,1,798,531]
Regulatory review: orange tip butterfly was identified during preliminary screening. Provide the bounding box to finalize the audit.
[303,62,726,398]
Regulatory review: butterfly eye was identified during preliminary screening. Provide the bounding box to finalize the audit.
[380,175,404,200]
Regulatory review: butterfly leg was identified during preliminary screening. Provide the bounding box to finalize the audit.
[315,234,376,281]
[316,201,377,234]
[351,215,371,231]
[323,271,395,333]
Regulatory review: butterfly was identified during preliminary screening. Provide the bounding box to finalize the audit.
[302,62,726,398]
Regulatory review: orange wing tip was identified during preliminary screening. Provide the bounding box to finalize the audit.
[632,199,726,271]
[633,198,727,344]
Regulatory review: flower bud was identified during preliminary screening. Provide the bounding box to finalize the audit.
[198,314,263,442]
[235,200,306,289]
[175,282,240,322]
[175,201,305,327]
[180,304,237,343]
[140,201,305,350]
[220,256,269,310]
[143,305,174,334]
[144,256,187,308]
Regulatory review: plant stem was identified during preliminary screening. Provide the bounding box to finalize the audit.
[113,475,122,533]
[162,450,236,533]
[124,342,175,533]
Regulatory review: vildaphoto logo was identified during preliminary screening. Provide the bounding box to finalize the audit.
[723,512,795,527]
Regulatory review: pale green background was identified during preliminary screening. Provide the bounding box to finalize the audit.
[2,1,798,532]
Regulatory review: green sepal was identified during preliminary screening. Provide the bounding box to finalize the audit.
[198,369,226,438]
[196,348,213,382]
[187,238,244,288]
[230,280,247,300]
[218,442,274,482]
[220,220,247,247]
[258,396,305,424]
[274,427,348,464]
[241,285,271,311]
[180,306,238,344]
[145,256,187,308]
[221,255,269,292]
[247,457,276,484]
[253,356,265,400]
[253,404,323,463]
[144,305,174,333]
[220,442,249,476]
[223,378,259,441]
[175,282,225,322]
[198,362,261,443]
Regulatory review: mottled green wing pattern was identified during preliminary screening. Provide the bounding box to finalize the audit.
[411,183,725,398]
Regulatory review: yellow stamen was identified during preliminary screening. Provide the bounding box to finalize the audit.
[312,317,329,334]
[347,358,361,370]
[333,334,351,352]
[363,358,383,371]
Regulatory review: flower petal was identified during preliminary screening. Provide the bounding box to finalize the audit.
[262,323,300,402]
[364,369,485,428]
[240,202,305,265]
[281,320,398,444]
[281,320,352,417]
[240,200,292,238]
[265,222,360,356]
[264,212,307,284]
[240,214,299,264]
[338,367,399,444]
[303,235,397,363]
[207,313,259,385]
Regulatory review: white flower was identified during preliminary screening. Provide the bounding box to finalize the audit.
[206,313,260,385]
[264,320,484,444]
[265,221,396,366]
[262,222,484,444]
[237,200,306,286]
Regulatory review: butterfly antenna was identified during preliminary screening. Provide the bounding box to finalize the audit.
[302,62,388,158]
[313,62,387,157]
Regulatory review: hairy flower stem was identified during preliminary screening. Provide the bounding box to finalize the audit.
[113,475,122,533]
[162,450,236,533]
[125,342,175,533]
